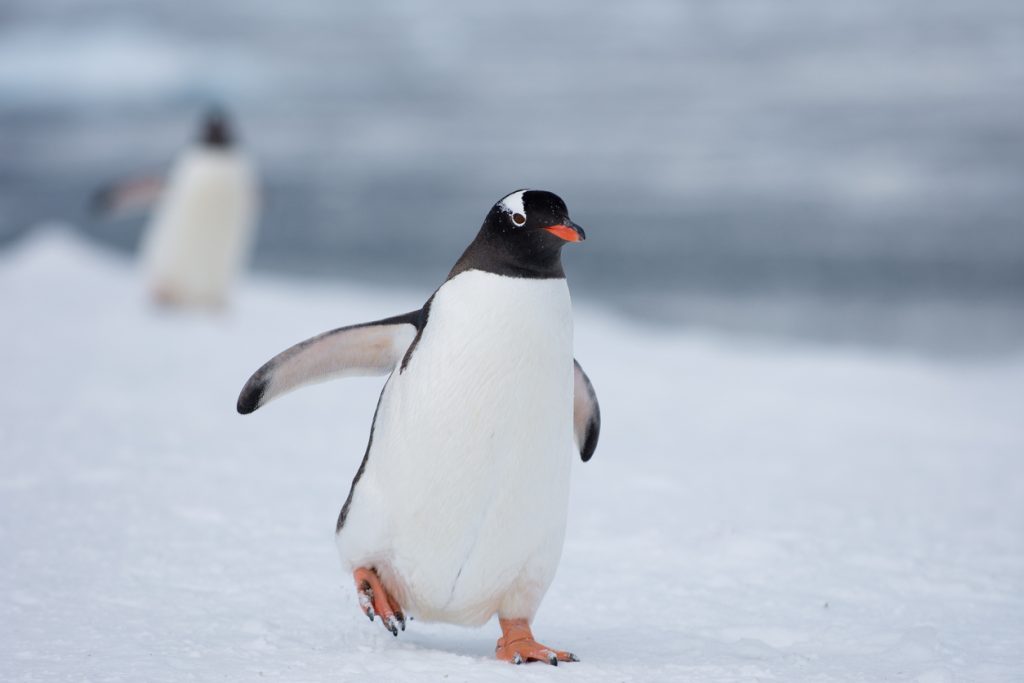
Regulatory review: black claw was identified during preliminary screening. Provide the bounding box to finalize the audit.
[362,584,375,622]
[395,612,406,631]
[512,653,523,665]
[549,653,558,666]
[568,653,579,662]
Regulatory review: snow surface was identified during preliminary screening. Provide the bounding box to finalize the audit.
[2,228,1023,682]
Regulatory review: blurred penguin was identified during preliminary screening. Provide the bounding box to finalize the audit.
[95,109,259,308]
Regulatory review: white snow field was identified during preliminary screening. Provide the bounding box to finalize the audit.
[2,228,1023,682]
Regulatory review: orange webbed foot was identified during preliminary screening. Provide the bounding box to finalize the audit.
[353,567,405,636]
[495,618,578,665]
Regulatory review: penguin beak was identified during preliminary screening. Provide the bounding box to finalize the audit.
[543,219,586,242]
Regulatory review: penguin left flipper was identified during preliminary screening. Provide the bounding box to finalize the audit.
[237,310,423,414]
[573,360,600,462]
[90,175,166,217]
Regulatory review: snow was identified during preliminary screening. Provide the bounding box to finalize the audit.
[2,227,1023,682]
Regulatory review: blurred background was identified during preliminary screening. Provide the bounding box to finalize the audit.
[2,0,1022,354]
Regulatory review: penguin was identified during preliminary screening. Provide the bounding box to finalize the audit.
[236,190,600,666]
[95,109,259,308]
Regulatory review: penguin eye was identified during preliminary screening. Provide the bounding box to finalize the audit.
[512,213,526,226]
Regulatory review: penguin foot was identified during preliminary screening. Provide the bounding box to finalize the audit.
[495,618,578,665]
[152,285,183,307]
[353,567,405,636]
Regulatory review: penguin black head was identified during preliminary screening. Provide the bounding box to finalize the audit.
[449,189,586,280]
[199,108,233,149]
[484,189,586,244]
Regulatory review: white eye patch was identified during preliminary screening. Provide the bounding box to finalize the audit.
[498,189,528,223]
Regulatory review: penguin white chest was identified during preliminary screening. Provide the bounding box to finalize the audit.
[141,149,257,306]
[337,270,576,624]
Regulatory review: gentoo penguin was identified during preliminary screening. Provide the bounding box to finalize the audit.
[96,109,258,308]
[236,190,600,665]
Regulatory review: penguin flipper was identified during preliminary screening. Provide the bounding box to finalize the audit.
[90,175,166,217]
[573,359,600,462]
[237,311,422,414]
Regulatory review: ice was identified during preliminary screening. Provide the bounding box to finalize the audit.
[1,227,1022,681]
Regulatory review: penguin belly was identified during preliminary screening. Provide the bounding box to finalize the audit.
[140,149,257,307]
[336,271,575,626]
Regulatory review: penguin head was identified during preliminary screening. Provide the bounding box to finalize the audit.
[199,108,233,148]
[449,189,586,279]
[484,189,586,246]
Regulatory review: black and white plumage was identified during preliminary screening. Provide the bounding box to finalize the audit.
[96,110,258,307]
[238,189,599,631]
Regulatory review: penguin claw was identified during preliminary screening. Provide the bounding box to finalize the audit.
[512,653,523,665]
[358,585,375,621]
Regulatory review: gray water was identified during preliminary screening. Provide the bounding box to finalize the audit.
[2,1,1023,354]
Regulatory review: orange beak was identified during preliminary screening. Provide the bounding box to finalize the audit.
[543,220,586,242]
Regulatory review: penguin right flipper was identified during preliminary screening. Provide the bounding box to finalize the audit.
[237,310,423,414]
[573,360,600,462]
[90,175,166,217]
